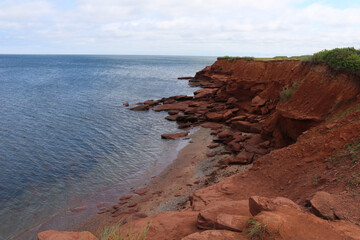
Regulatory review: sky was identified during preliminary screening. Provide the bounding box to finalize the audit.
[0,0,360,56]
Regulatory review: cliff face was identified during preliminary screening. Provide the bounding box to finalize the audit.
[195,59,360,147]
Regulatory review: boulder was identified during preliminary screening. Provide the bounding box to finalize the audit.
[249,196,300,216]
[161,132,188,140]
[129,104,150,111]
[181,230,245,240]
[310,191,336,220]
[37,230,98,240]
[251,96,266,107]
[231,121,261,133]
[174,95,193,101]
[217,131,234,144]
[165,114,181,121]
[254,206,360,240]
[233,151,255,164]
[197,200,250,230]
[215,213,249,232]
[119,211,198,240]
[206,112,223,122]
[194,88,217,99]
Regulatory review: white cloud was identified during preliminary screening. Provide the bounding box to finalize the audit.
[0,0,359,55]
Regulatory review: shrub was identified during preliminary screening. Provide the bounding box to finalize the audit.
[280,81,300,101]
[101,222,150,240]
[247,219,269,240]
[217,56,254,61]
[311,47,360,75]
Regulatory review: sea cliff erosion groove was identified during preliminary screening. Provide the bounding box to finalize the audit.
[39,57,360,239]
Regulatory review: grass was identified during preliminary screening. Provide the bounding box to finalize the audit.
[328,102,360,122]
[247,219,270,240]
[217,55,311,62]
[101,222,150,240]
[279,80,300,101]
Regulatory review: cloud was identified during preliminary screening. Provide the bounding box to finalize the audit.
[0,0,359,55]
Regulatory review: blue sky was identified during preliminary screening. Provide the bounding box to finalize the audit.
[1,0,359,56]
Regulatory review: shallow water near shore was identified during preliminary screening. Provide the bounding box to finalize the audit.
[0,55,216,239]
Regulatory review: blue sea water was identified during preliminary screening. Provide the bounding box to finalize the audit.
[0,55,216,240]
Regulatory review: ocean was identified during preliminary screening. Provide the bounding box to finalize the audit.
[0,55,216,239]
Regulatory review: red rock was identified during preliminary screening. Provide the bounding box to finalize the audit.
[217,131,234,143]
[129,104,150,111]
[123,102,129,107]
[249,196,301,216]
[206,151,217,157]
[120,194,133,200]
[133,188,149,195]
[194,88,217,99]
[254,204,360,240]
[251,95,266,107]
[208,143,220,149]
[168,110,180,115]
[231,121,261,133]
[206,112,223,122]
[119,211,199,240]
[113,204,121,209]
[228,115,247,123]
[178,76,194,80]
[174,95,193,101]
[215,213,249,232]
[178,122,192,129]
[161,132,188,139]
[233,151,255,164]
[197,200,250,230]
[310,191,336,220]
[226,140,242,153]
[128,203,138,208]
[223,110,234,120]
[155,102,189,111]
[201,122,223,130]
[118,201,128,205]
[165,114,181,121]
[181,230,244,240]
[37,230,98,240]
[194,180,200,184]
[189,102,200,107]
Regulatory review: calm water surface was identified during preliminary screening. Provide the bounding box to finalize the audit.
[0,55,215,239]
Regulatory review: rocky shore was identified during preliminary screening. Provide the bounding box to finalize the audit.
[38,58,360,239]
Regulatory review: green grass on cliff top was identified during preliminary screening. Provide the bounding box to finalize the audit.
[218,47,360,76]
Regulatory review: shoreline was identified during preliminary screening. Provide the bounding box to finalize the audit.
[78,126,251,237]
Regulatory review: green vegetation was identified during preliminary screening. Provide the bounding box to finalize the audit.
[312,174,320,187]
[279,81,300,101]
[328,102,360,122]
[311,47,360,75]
[217,55,311,62]
[101,222,150,240]
[247,219,269,240]
[217,56,254,61]
[218,47,360,76]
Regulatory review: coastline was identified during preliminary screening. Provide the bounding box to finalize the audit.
[36,56,360,239]
[74,127,239,236]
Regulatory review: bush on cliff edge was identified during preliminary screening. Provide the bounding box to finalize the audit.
[311,47,360,76]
